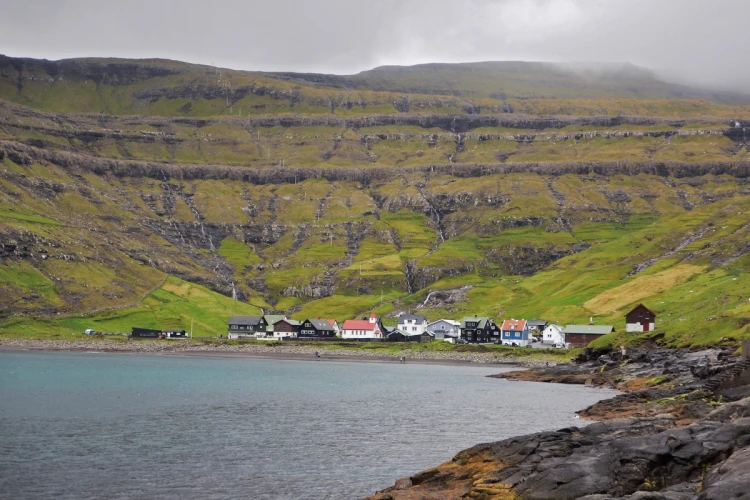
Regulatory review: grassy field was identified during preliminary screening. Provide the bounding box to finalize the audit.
[0,277,262,338]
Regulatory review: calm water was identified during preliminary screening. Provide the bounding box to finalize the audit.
[0,351,616,499]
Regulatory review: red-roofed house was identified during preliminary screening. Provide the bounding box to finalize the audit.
[500,319,530,347]
[341,313,382,339]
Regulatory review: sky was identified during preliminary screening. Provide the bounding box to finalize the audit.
[1,0,748,91]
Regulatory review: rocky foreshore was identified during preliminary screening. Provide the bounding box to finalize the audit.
[0,338,552,366]
[367,345,750,500]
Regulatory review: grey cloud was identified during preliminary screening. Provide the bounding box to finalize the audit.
[0,0,748,92]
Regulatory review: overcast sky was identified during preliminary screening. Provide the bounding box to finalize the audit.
[1,0,748,90]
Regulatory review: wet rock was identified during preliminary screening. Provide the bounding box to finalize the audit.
[699,445,750,499]
[369,397,750,500]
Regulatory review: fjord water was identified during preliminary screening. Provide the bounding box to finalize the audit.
[0,351,615,499]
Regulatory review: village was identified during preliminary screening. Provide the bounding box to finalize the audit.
[223,303,657,349]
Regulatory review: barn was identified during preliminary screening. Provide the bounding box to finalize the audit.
[563,325,615,347]
[625,304,657,333]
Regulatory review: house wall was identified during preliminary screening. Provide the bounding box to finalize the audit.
[461,328,478,342]
[566,333,605,347]
[398,319,427,335]
[625,322,656,333]
[542,326,564,344]
[427,321,459,338]
[228,332,254,339]
[501,329,530,347]
[342,328,380,339]
[273,321,299,338]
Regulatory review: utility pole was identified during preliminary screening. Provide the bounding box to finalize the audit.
[190,318,194,338]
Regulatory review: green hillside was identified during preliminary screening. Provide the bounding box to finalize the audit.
[0,55,748,348]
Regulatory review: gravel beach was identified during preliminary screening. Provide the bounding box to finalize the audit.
[0,338,555,367]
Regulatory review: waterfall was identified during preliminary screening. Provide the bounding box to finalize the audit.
[420,291,434,308]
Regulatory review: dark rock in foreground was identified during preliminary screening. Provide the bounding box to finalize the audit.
[367,347,750,499]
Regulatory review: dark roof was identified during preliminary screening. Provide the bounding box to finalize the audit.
[398,314,426,323]
[228,315,262,326]
[460,316,489,329]
[626,303,656,317]
[387,330,431,339]
[527,320,548,327]
[304,319,335,331]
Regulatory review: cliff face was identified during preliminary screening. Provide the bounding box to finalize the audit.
[1,128,749,332]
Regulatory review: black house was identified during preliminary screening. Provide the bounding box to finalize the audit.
[131,328,187,339]
[459,316,499,343]
[299,319,336,338]
[131,327,162,338]
[227,316,268,338]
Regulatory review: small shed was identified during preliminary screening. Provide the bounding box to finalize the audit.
[387,330,433,343]
[131,327,162,338]
[625,304,656,333]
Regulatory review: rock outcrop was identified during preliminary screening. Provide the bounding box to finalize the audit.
[368,347,750,500]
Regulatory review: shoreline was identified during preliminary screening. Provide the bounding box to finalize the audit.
[367,345,750,499]
[0,339,546,367]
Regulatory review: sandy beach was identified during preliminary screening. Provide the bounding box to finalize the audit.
[0,338,548,367]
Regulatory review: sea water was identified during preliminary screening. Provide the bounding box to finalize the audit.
[0,350,616,499]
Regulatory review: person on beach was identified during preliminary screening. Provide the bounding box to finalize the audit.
[315,351,320,359]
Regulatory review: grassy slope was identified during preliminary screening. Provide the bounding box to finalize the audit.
[0,57,748,349]
[0,276,262,338]
[1,156,747,346]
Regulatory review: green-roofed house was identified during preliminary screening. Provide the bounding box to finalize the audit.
[563,324,615,347]
[460,316,499,344]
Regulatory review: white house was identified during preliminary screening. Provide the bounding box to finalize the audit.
[541,324,565,345]
[426,319,461,340]
[397,314,428,335]
[341,312,383,339]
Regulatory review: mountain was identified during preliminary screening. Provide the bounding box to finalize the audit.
[269,61,750,103]
[0,55,748,346]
